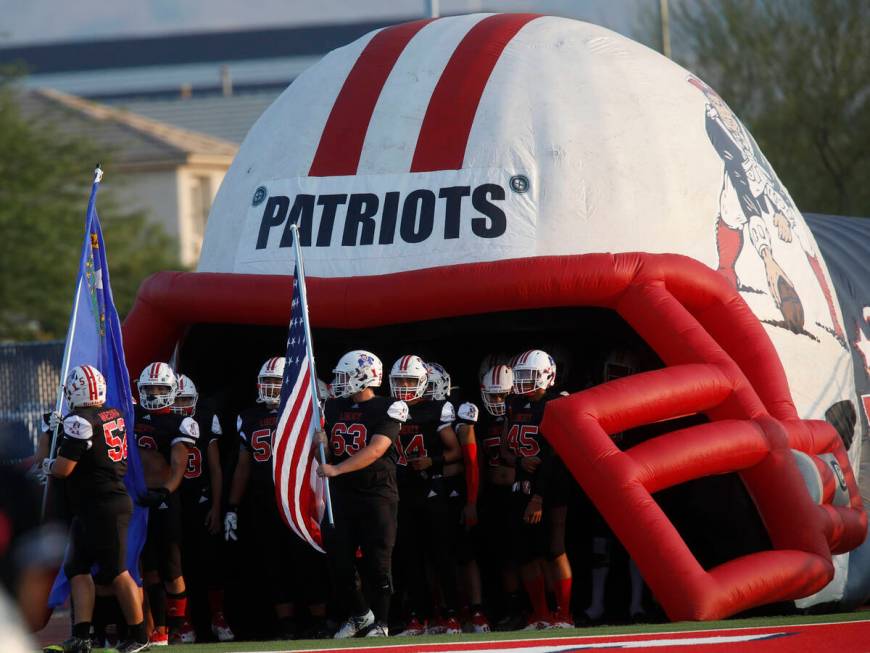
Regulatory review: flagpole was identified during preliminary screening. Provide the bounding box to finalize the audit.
[41,166,103,521]
[288,223,334,527]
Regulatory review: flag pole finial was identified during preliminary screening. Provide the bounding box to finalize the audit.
[94,163,103,183]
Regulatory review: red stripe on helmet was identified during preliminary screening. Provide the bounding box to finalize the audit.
[491,366,497,387]
[82,365,97,401]
[309,19,435,177]
[150,363,159,379]
[410,13,541,172]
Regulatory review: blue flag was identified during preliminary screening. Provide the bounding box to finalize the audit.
[48,169,148,608]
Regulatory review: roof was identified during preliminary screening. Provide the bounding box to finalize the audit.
[0,20,399,74]
[103,89,281,144]
[14,88,238,166]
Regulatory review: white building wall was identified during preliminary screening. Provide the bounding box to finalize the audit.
[178,166,228,266]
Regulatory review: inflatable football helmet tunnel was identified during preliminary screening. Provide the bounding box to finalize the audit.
[123,14,867,620]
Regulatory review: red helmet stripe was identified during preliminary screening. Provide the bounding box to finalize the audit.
[82,365,96,401]
[309,19,434,176]
[411,13,541,172]
[150,363,159,379]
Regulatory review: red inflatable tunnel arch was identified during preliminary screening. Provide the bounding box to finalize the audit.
[123,252,866,620]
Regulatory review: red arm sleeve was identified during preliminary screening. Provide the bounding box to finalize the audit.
[462,441,479,505]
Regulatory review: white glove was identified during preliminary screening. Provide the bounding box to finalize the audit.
[457,402,479,423]
[27,463,47,485]
[224,511,238,542]
[48,411,63,432]
[41,458,56,477]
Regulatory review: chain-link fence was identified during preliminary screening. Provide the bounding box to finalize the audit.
[0,340,64,465]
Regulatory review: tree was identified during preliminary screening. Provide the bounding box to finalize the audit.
[639,0,870,217]
[0,73,181,341]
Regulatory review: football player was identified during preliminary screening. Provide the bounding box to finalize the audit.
[478,363,525,631]
[172,374,235,642]
[134,362,200,646]
[315,350,407,638]
[388,355,462,636]
[42,365,149,653]
[225,357,329,639]
[427,362,490,633]
[501,350,573,629]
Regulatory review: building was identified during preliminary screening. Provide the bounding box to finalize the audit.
[15,88,237,266]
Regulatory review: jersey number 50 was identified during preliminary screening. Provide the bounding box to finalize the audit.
[103,418,128,463]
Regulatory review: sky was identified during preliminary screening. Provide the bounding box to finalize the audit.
[0,0,655,46]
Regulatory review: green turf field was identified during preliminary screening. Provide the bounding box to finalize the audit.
[87,610,870,652]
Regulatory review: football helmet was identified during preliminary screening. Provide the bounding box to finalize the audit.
[172,374,198,416]
[258,357,285,406]
[512,349,556,395]
[390,355,429,402]
[65,364,107,409]
[424,362,452,401]
[480,364,514,416]
[331,350,383,399]
[138,362,178,410]
[478,353,508,382]
[604,348,641,382]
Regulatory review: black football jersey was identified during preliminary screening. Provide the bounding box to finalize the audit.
[323,395,405,500]
[477,412,506,469]
[134,405,199,464]
[57,405,130,509]
[505,392,559,496]
[236,404,279,494]
[396,399,456,493]
[179,410,222,500]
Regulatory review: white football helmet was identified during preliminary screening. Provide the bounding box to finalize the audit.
[512,349,556,395]
[478,353,509,382]
[331,350,383,399]
[480,364,514,416]
[424,362,451,401]
[172,374,198,416]
[138,362,178,410]
[604,348,641,382]
[390,355,429,402]
[258,357,285,406]
[65,364,107,409]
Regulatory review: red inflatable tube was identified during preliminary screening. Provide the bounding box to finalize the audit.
[123,252,867,620]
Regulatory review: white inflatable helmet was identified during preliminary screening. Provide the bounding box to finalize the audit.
[65,364,107,409]
[331,350,383,398]
[424,362,451,401]
[480,364,514,416]
[512,349,556,395]
[138,362,178,411]
[390,355,429,401]
[172,374,198,416]
[258,357,285,406]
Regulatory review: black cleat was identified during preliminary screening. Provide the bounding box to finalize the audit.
[42,636,92,653]
[114,638,150,653]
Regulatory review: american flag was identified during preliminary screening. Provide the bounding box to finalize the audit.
[272,262,325,552]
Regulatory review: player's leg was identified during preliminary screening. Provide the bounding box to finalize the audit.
[65,516,96,648]
[325,494,373,638]
[358,495,399,636]
[546,504,573,628]
[162,494,192,643]
[424,491,461,634]
[394,496,428,634]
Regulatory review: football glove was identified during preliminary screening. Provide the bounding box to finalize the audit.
[224,510,238,542]
[139,487,169,508]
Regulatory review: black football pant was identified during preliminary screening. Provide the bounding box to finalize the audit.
[64,494,132,585]
[323,491,397,624]
[394,489,458,619]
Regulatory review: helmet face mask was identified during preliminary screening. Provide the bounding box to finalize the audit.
[331,350,382,399]
[390,355,429,402]
[511,350,556,396]
[171,374,198,416]
[258,357,285,407]
[481,364,514,416]
[65,364,107,409]
[138,362,178,411]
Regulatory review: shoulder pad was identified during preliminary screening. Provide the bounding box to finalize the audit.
[211,413,223,436]
[179,417,200,440]
[63,415,93,440]
[440,401,456,424]
[457,402,479,422]
[387,400,409,423]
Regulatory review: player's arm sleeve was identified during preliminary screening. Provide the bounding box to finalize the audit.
[237,415,253,452]
[172,416,200,447]
[462,431,479,506]
[57,415,93,461]
[437,401,456,432]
